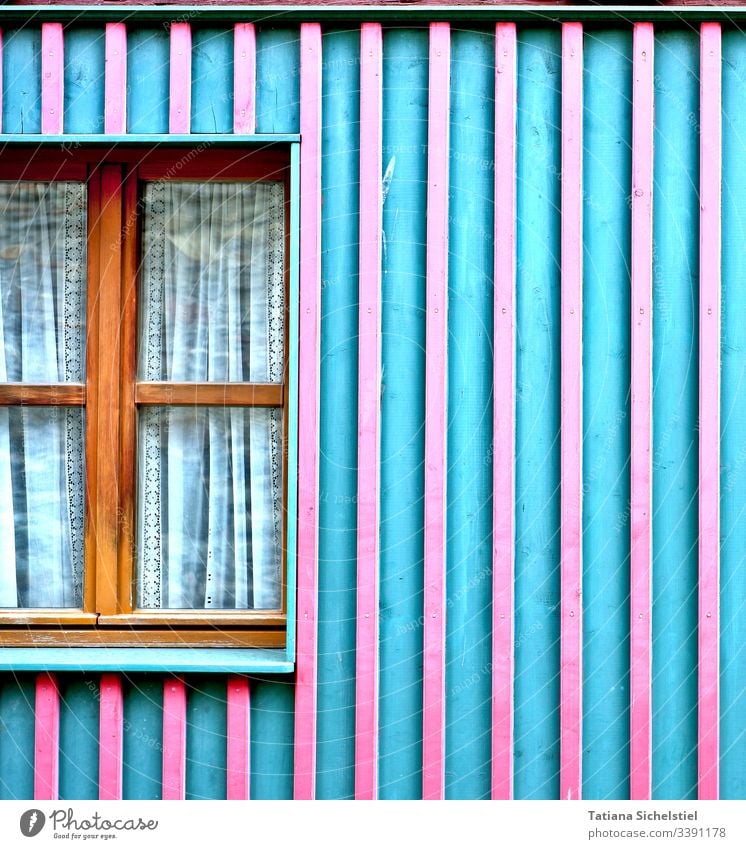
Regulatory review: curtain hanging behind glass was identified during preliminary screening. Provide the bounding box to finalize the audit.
[0,182,87,608]
[137,181,285,610]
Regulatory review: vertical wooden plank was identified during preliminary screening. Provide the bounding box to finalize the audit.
[34,673,59,800]
[127,29,169,134]
[0,29,4,135]
[99,674,123,800]
[169,22,191,134]
[41,22,63,134]
[379,28,428,799]
[698,21,721,802]
[162,677,187,800]
[560,21,583,802]
[294,21,322,802]
[355,21,382,802]
[630,22,654,802]
[316,32,357,801]
[226,676,251,800]
[492,21,516,802]
[422,21,449,802]
[95,165,123,616]
[233,23,256,134]
[105,23,127,134]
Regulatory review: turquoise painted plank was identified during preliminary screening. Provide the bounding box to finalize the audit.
[2,29,41,134]
[0,648,293,673]
[64,28,105,134]
[0,676,35,799]
[122,678,164,800]
[379,27,428,800]
[191,28,233,134]
[127,28,169,134]
[720,30,746,801]
[581,29,632,800]
[59,676,100,800]
[186,679,227,800]
[514,28,562,800]
[651,30,699,801]
[250,678,294,799]
[255,28,300,135]
[444,28,494,802]
[316,28,359,802]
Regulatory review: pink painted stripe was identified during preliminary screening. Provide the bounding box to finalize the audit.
[34,673,60,800]
[698,21,721,802]
[226,676,251,800]
[492,21,517,802]
[355,21,383,802]
[233,23,256,134]
[169,22,192,134]
[98,673,124,800]
[422,20,450,802]
[162,677,187,800]
[104,23,127,135]
[293,21,323,801]
[560,21,583,802]
[629,22,654,803]
[41,23,64,135]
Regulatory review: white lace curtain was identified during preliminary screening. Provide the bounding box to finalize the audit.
[0,182,87,608]
[137,181,285,610]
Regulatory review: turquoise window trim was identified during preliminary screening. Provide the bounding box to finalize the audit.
[0,137,299,675]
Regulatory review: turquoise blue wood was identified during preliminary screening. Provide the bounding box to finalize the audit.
[315,28,360,801]
[2,29,41,133]
[255,28,300,134]
[249,678,294,799]
[0,677,35,799]
[127,28,169,134]
[59,677,100,799]
[720,29,746,801]
[378,28,428,800]
[186,680,228,800]
[514,28,562,800]
[651,31,700,801]
[191,29,233,134]
[64,28,105,134]
[581,29,632,800]
[122,678,164,800]
[445,27,494,802]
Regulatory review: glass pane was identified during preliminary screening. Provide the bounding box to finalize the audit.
[0,182,87,383]
[137,182,285,383]
[0,407,85,608]
[137,406,283,610]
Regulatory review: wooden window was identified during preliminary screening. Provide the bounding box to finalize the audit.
[0,146,291,648]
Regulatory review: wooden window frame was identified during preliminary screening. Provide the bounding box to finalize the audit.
[0,144,292,649]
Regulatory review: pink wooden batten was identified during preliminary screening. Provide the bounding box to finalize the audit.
[422,20,450,802]
[293,22,323,801]
[698,21,721,802]
[41,23,64,135]
[0,29,3,134]
[104,23,127,135]
[492,21,517,802]
[355,21,383,802]
[233,23,256,134]
[226,676,251,800]
[559,21,583,802]
[34,673,60,800]
[162,677,187,800]
[629,22,654,802]
[98,674,124,800]
[169,22,192,134]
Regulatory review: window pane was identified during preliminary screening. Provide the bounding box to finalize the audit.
[137,406,283,610]
[137,182,285,383]
[0,182,87,383]
[0,407,85,608]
